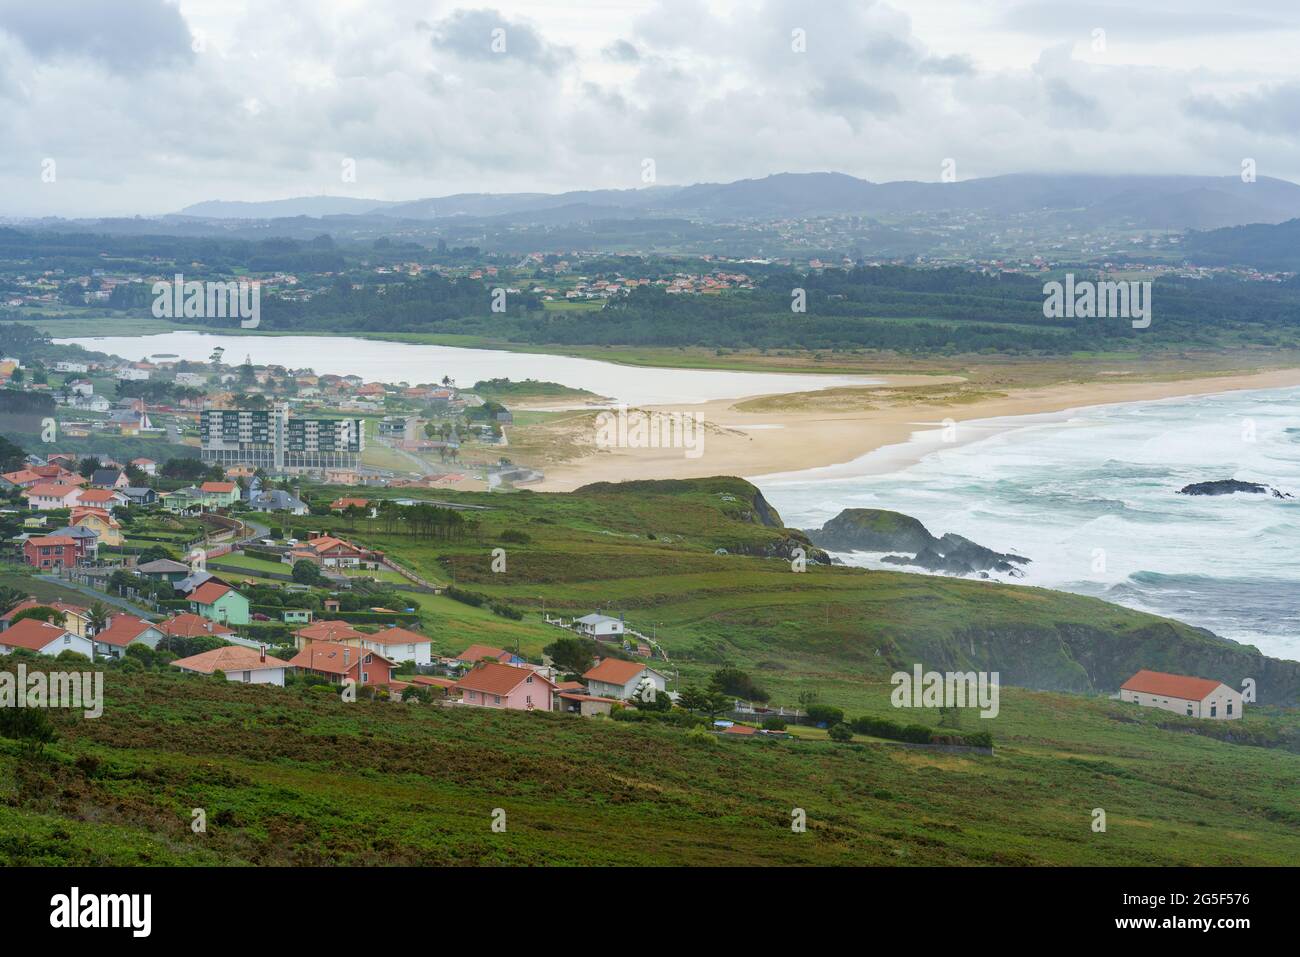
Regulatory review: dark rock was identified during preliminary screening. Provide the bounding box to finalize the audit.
[807,509,1030,577]
[1178,479,1292,499]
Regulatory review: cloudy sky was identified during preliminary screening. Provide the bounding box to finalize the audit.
[2,0,1299,216]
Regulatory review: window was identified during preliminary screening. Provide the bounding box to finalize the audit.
[526,675,533,683]
[1227,701,1233,715]
[1186,705,1193,716]
[493,695,501,704]
[526,695,532,706]
[361,671,369,683]
[1210,703,1217,717]
[63,635,71,644]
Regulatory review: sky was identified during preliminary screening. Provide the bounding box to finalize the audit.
[1,0,1299,216]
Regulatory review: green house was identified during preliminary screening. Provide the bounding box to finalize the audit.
[160,486,205,513]
[189,581,250,625]
[283,609,313,624]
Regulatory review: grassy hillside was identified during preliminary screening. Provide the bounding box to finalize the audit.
[3,662,1298,866]
[313,477,1300,710]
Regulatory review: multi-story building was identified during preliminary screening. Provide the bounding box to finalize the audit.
[199,405,364,474]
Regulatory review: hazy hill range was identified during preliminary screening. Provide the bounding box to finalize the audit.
[1183,217,1300,271]
[176,171,1300,230]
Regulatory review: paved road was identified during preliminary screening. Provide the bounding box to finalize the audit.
[35,574,159,619]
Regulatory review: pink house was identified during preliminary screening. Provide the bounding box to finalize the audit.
[455,662,556,712]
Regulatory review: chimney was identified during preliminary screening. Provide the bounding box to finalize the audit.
[344,648,351,666]
[259,644,267,663]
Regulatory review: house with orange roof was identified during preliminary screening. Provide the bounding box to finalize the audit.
[0,598,92,637]
[157,613,236,641]
[0,617,95,659]
[198,481,240,507]
[72,487,128,512]
[286,641,396,688]
[582,658,669,701]
[292,619,367,651]
[452,644,522,668]
[1,468,44,490]
[21,482,82,510]
[188,581,250,625]
[70,506,123,546]
[282,535,382,570]
[361,625,433,665]
[557,691,619,717]
[456,662,556,712]
[409,675,459,698]
[1119,669,1243,720]
[92,614,164,660]
[21,535,82,569]
[329,497,371,512]
[172,645,291,686]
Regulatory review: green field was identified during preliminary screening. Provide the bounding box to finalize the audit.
[2,662,1296,866]
[3,477,1298,866]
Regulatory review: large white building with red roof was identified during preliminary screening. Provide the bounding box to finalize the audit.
[1119,669,1244,720]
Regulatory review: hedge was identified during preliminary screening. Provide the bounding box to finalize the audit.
[849,714,993,749]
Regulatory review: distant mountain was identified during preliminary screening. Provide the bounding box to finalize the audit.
[178,196,400,218]
[174,172,1300,231]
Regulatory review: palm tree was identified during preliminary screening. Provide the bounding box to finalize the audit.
[87,601,110,637]
[0,586,26,616]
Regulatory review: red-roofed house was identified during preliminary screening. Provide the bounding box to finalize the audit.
[582,658,668,701]
[287,641,396,687]
[199,481,240,506]
[22,535,82,569]
[362,626,433,665]
[329,497,371,512]
[1119,669,1243,720]
[456,662,556,711]
[557,691,618,717]
[71,487,128,512]
[22,483,82,510]
[92,615,164,660]
[452,644,521,668]
[157,613,236,641]
[188,581,251,625]
[70,506,123,546]
[172,645,290,686]
[282,535,382,570]
[292,619,367,650]
[0,618,95,658]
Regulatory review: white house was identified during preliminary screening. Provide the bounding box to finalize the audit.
[574,612,625,640]
[22,483,83,510]
[171,645,290,686]
[92,614,164,661]
[1119,669,1244,720]
[118,368,151,381]
[360,625,433,666]
[0,618,96,658]
[582,658,668,701]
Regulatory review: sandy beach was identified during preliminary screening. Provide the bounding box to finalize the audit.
[534,367,1300,491]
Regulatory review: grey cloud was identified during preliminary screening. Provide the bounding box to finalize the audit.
[1185,82,1300,134]
[431,8,571,73]
[921,54,975,76]
[0,0,193,72]
[603,39,640,63]
[1002,1,1292,38]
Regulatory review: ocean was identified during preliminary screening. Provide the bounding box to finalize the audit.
[758,386,1300,662]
